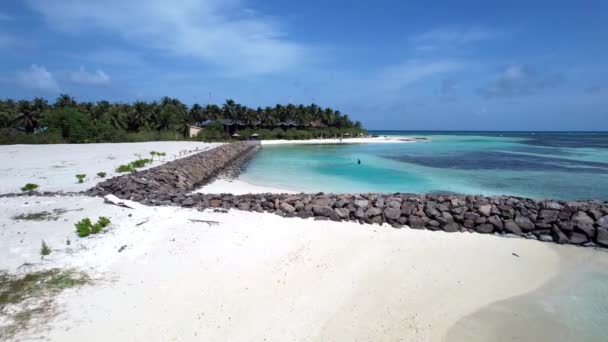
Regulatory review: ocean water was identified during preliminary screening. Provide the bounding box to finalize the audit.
[239,132,608,200]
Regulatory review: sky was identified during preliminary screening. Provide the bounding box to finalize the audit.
[0,0,607,130]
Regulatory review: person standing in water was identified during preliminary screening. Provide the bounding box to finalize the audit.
[357,158,361,165]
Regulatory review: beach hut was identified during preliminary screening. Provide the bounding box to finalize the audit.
[250,133,259,140]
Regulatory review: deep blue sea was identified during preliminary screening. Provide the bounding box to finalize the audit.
[240,131,608,200]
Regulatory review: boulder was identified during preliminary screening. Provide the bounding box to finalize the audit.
[334,207,350,219]
[551,227,569,244]
[597,227,608,247]
[488,215,504,230]
[354,199,369,209]
[478,204,492,217]
[514,215,535,231]
[504,220,522,235]
[408,216,425,229]
[365,207,383,217]
[576,224,596,238]
[539,209,559,223]
[569,232,588,245]
[443,222,459,233]
[597,215,608,228]
[182,197,195,206]
[572,211,594,226]
[280,202,296,214]
[476,224,494,234]
[383,207,401,221]
[313,205,334,218]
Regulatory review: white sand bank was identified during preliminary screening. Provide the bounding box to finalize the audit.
[0,142,221,194]
[1,195,565,341]
[261,136,423,145]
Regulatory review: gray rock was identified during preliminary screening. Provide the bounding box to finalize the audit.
[504,220,522,235]
[545,201,564,210]
[488,215,504,230]
[355,208,366,219]
[572,211,594,226]
[182,197,195,206]
[365,207,382,217]
[476,224,494,234]
[280,202,296,214]
[437,212,454,225]
[478,204,492,217]
[514,215,535,231]
[354,199,369,209]
[425,207,441,219]
[401,202,416,215]
[383,207,401,220]
[597,228,608,247]
[597,215,608,228]
[539,234,553,242]
[313,205,334,218]
[312,197,332,207]
[551,227,569,244]
[334,207,350,219]
[576,223,596,238]
[463,219,475,229]
[408,216,425,229]
[443,222,459,232]
[539,209,559,223]
[569,232,588,245]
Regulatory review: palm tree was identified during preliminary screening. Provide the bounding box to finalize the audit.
[12,100,41,133]
[55,94,76,108]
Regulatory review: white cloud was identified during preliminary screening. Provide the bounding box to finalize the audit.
[380,60,464,89]
[25,0,308,76]
[16,64,61,92]
[70,66,111,85]
[479,65,563,98]
[411,27,496,51]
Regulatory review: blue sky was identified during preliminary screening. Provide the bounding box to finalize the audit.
[1,0,607,130]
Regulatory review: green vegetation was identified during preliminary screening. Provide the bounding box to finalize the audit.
[115,158,152,173]
[0,95,366,144]
[40,241,51,257]
[75,174,86,183]
[115,163,136,173]
[20,183,39,192]
[13,209,68,221]
[150,151,166,160]
[75,217,111,238]
[97,171,107,178]
[0,269,90,339]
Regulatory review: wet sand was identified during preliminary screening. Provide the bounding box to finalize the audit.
[446,245,608,342]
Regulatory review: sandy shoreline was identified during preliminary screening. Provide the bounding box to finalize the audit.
[1,195,562,341]
[0,141,602,341]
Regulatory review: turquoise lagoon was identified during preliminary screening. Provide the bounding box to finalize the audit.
[239,132,608,200]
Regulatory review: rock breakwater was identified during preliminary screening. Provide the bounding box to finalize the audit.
[88,142,608,249]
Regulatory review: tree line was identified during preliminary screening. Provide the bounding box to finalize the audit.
[0,95,366,144]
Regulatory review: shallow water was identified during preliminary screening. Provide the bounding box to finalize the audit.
[446,247,608,342]
[240,132,608,200]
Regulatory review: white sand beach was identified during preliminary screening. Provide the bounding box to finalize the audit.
[0,142,595,341]
[0,142,220,194]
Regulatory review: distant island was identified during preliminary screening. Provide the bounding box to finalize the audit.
[0,95,367,144]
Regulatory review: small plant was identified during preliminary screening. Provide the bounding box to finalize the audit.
[20,183,39,192]
[116,164,135,173]
[75,217,111,237]
[75,174,86,183]
[97,172,107,178]
[130,158,152,168]
[40,240,52,257]
[75,218,93,237]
